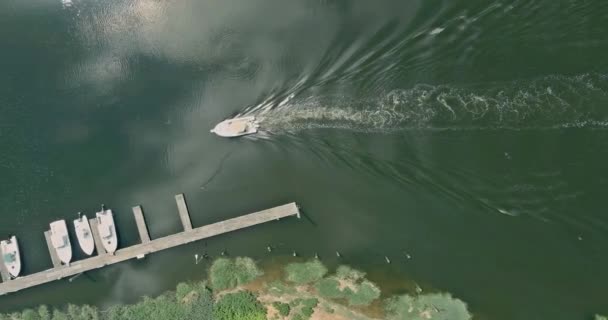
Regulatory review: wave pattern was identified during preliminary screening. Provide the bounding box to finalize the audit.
[250,73,608,132]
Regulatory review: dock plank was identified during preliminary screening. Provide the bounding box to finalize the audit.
[132,206,151,243]
[0,202,299,295]
[88,218,107,255]
[43,231,62,269]
[175,194,193,231]
[0,246,10,282]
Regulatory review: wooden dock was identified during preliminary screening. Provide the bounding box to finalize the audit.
[0,194,299,295]
[132,206,150,244]
[0,247,10,282]
[43,231,62,268]
[175,194,193,231]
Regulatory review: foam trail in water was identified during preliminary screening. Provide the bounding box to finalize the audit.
[251,73,608,133]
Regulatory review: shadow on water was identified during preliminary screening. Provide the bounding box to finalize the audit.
[200,149,235,190]
[297,207,318,227]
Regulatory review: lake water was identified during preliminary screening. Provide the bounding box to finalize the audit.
[1,0,607,319]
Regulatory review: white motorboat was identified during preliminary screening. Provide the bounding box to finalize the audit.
[50,220,72,265]
[210,116,259,137]
[96,205,118,254]
[73,213,95,256]
[0,236,21,278]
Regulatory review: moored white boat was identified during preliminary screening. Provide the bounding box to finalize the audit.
[96,205,118,254]
[50,220,72,265]
[1,236,21,278]
[73,213,95,256]
[210,116,259,137]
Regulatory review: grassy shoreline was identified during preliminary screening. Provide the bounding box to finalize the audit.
[0,257,473,320]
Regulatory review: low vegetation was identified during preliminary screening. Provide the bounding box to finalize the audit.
[314,265,381,306]
[384,292,472,320]
[284,259,327,284]
[1,257,475,320]
[214,290,266,320]
[271,302,290,317]
[209,257,263,290]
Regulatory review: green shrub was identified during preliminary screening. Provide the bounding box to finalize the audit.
[315,278,343,299]
[38,306,51,320]
[385,293,472,320]
[175,282,194,301]
[301,298,319,310]
[336,266,365,281]
[213,291,266,320]
[285,260,327,284]
[64,304,98,320]
[595,315,607,320]
[51,310,68,320]
[209,257,263,290]
[299,298,318,319]
[22,309,40,320]
[272,302,291,317]
[101,284,213,320]
[315,266,380,307]
[347,281,381,306]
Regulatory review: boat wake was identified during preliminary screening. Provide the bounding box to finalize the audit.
[245,73,608,133]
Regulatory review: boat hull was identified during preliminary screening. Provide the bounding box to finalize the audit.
[96,209,118,254]
[211,116,259,137]
[74,215,95,256]
[1,236,21,278]
[50,220,72,265]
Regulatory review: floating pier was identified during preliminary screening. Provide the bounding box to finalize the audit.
[132,206,150,244]
[43,231,62,268]
[0,194,299,295]
[88,218,107,255]
[175,194,193,231]
[0,247,10,282]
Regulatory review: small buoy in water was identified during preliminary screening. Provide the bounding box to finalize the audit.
[385,256,391,264]
[221,249,227,256]
[267,245,272,252]
[292,250,297,257]
[577,235,583,241]
[404,252,412,259]
[336,251,341,258]
[504,152,511,160]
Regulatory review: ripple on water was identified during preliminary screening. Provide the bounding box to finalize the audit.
[246,73,608,133]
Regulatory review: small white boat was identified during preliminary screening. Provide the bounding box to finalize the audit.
[50,220,72,265]
[210,116,260,137]
[96,205,118,254]
[73,213,95,256]
[1,236,21,278]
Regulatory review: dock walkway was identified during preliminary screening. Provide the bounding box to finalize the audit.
[0,195,299,295]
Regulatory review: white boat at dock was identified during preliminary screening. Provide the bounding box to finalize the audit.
[210,116,260,137]
[1,236,21,278]
[50,220,72,265]
[96,205,118,254]
[73,213,95,256]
